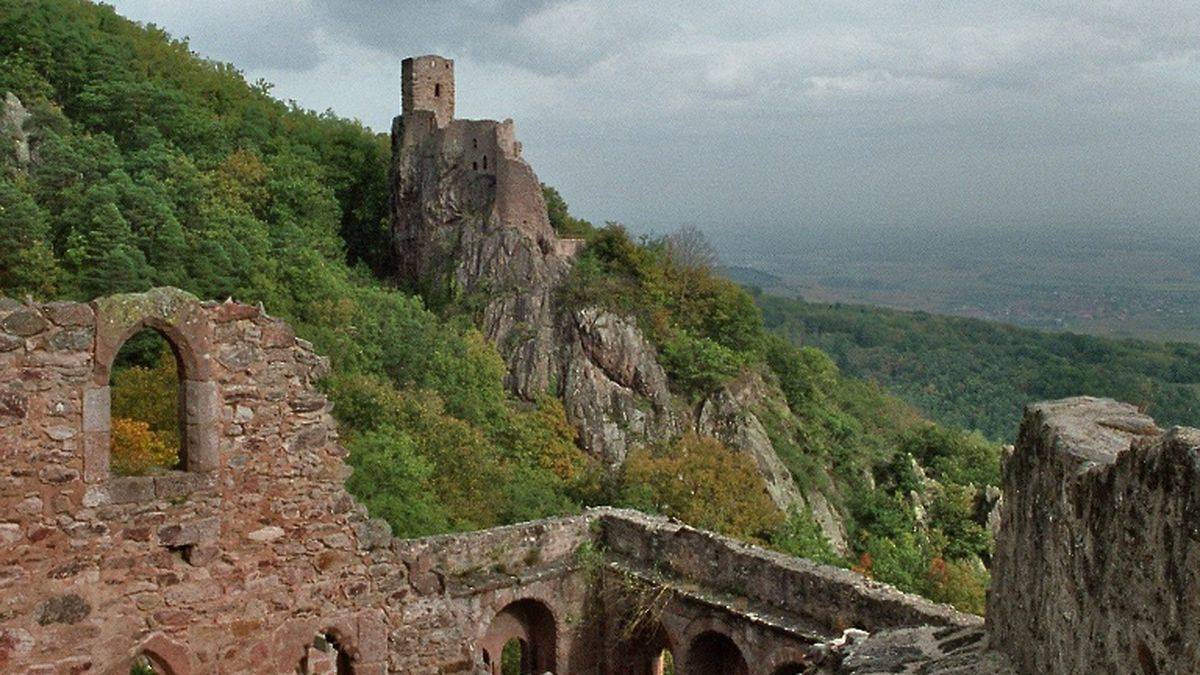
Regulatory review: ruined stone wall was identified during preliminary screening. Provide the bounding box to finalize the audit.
[598,510,975,637]
[987,397,1200,674]
[8,288,952,674]
[0,288,626,674]
[0,288,399,673]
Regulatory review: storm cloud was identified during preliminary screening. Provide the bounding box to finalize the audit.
[108,1,1200,248]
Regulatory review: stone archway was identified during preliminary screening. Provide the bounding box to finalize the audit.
[684,630,749,675]
[84,289,218,482]
[479,598,557,675]
[618,620,676,675]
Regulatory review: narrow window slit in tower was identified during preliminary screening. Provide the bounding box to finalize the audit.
[435,83,441,97]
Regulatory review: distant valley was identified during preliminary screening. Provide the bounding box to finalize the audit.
[721,226,1200,344]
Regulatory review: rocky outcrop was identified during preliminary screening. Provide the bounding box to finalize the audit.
[698,372,801,509]
[390,112,572,402]
[987,397,1200,674]
[2,92,32,167]
[699,371,849,553]
[389,55,848,554]
[560,307,678,464]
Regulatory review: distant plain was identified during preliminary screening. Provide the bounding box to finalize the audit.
[721,226,1200,344]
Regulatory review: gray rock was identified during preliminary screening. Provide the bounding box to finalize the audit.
[34,594,90,625]
[2,309,48,337]
[0,332,22,352]
[2,92,32,166]
[47,327,94,351]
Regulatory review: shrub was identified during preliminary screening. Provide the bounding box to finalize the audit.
[620,433,783,541]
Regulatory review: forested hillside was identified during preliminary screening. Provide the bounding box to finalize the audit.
[0,0,589,536]
[2,0,1001,613]
[759,295,1200,441]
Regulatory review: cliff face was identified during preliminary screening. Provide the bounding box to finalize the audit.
[390,110,688,468]
[390,112,570,401]
[389,64,847,546]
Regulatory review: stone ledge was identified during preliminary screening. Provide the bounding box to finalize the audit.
[595,508,977,634]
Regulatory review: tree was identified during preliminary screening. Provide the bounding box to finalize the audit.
[0,178,60,297]
[621,434,783,541]
[664,224,717,271]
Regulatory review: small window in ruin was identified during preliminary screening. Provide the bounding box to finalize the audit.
[473,138,478,149]
[299,633,353,675]
[435,83,441,97]
[483,155,488,170]
[473,161,478,171]
[653,649,675,675]
[110,329,182,476]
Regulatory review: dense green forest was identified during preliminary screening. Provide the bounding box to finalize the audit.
[1,0,1001,613]
[758,295,1200,441]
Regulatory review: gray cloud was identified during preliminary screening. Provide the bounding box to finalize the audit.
[113,0,325,71]
[108,0,1200,244]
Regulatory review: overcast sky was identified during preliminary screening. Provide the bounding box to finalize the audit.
[109,1,1199,253]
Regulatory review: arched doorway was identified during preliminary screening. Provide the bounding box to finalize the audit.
[685,631,748,675]
[479,599,557,675]
[620,621,675,675]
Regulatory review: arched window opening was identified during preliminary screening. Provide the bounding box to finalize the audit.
[622,620,674,675]
[479,599,556,675]
[687,631,748,675]
[482,155,488,170]
[110,329,182,476]
[298,633,353,674]
[435,83,441,97]
[472,161,478,171]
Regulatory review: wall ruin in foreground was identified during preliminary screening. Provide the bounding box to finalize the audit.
[0,288,970,674]
[987,397,1200,674]
[2,288,1195,674]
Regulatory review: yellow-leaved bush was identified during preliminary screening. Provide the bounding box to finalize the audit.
[620,433,783,542]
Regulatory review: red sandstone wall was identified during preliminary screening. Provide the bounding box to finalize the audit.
[0,288,600,674]
[0,287,979,674]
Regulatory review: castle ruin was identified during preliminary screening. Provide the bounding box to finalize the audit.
[1,54,1197,673]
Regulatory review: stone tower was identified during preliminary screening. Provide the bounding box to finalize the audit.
[402,54,455,127]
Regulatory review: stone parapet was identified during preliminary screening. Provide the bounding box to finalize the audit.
[987,397,1200,674]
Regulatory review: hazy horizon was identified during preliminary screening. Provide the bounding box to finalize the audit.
[110,1,1199,242]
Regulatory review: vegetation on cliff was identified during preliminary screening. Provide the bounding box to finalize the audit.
[2,0,995,612]
[759,295,1200,441]
[558,221,996,611]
